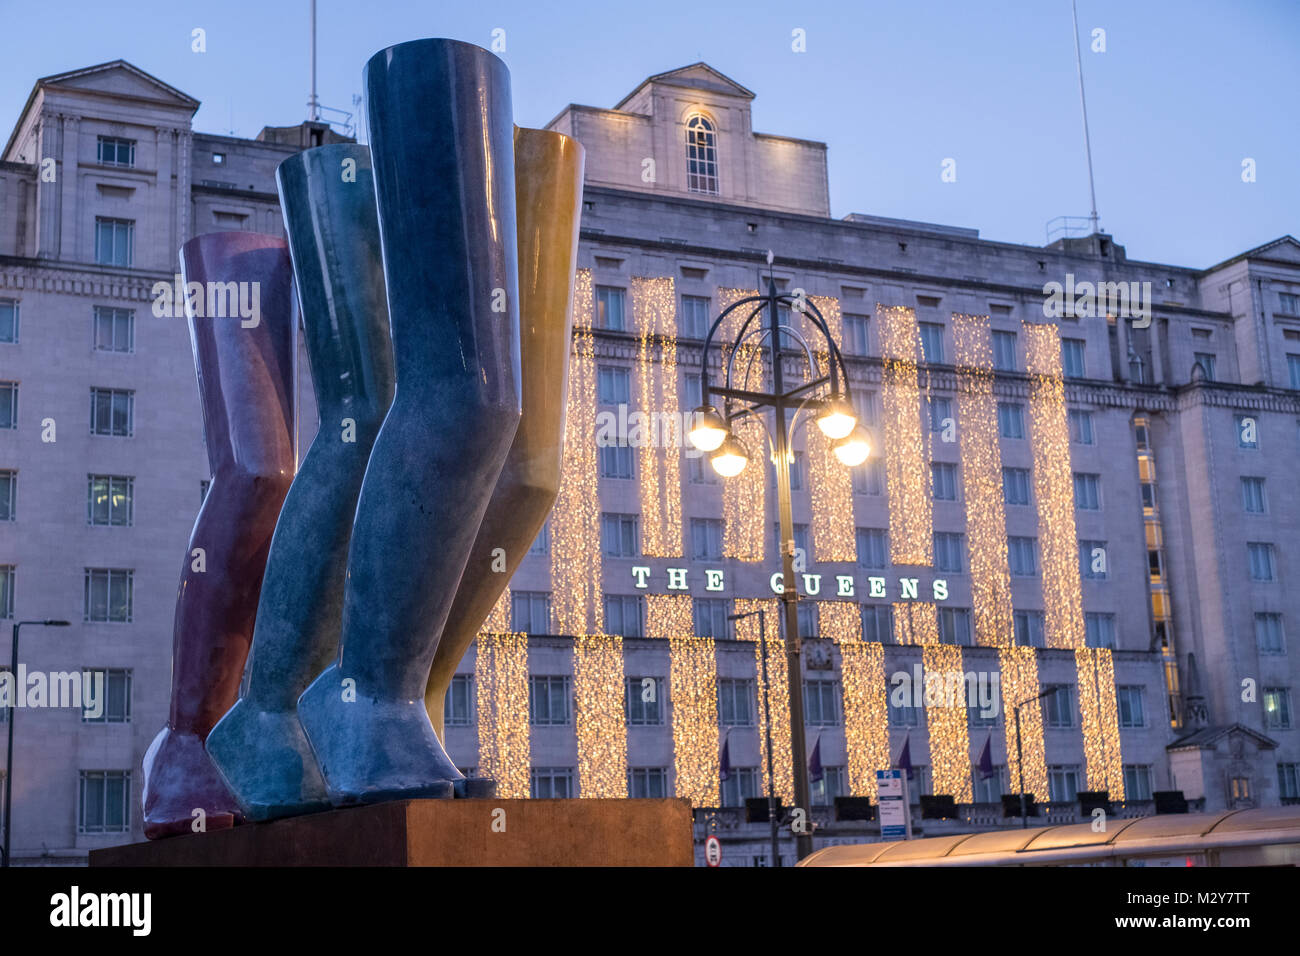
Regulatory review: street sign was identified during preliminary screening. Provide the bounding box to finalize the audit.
[705,835,722,867]
[876,769,911,840]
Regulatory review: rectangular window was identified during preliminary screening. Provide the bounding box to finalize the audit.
[852,457,885,496]
[0,299,17,344]
[1123,765,1153,801]
[1061,338,1086,378]
[937,607,972,646]
[0,470,14,522]
[1079,540,1108,580]
[87,475,134,526]
[682,373,704,412]
[443,674,473,726]
[856,528,888,569]
[1247,542,1276,582]
[972,765,1005,803]
[718,678,755,727]
[1008,537,1037,576]
[93,306,134,353]
[627,767,669,799]
[1255,613,1285,655]
[510,591,551,634]
[797,602,819,639]
[1085,612,1117,649]
[1002,467,1032,506]
[90,388,133,437]
[598,444,635,479]
[625,677,665,726]
[919,322,945,364]
[690,517,724,561]
[1068,408,1095,444]
[888,697,922,728]
[94,218,134,267]
[1117,686,1145,728]
[1073,472,1101,510]
[96,136,136,167]
[529,676,572,726]
[1278,762,1300,800]
[860,605,892,643]
[594,286,626,331]
[1193,352,1217,381]
[811,766,847,806]
[721,767,759,808]
[83,568,133,623]
[603,594,644,638]
[686,453,718,485]
[1235,414,1259,449]
[843,314,870,355]
[679,295,710,340]
[0,382,17,429]
[804,679,840,726]
[80,668,131,723]
[1279,292,1300,315]
[1042,686,1073,729]
[0,565,12,619]
[997,402,1025,439]
[933,532,964,573]
[1014,610,1045,648]
[600,512,639,557]
[1048,766,1080,803]
[529,767,574,798]
[529,521,550,555]
[693,597,729,639]
[931,462,958,501]
[1288,354,1300,390]
[992,330,1017,371]
[773,523,811,562]
[928,396,952,433]
[78,770,131,833]
[851,390,879,426]
[596,365,630,405]
[1241,477,1267,514]
[1263,687,1292,730]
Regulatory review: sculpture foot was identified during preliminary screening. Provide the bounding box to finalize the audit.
[142,726,244,840]
[205,699,332,822]
[297,663,459,805]
[454,777,498,799]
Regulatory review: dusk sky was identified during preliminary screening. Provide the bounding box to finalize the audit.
[1,0,1295,267]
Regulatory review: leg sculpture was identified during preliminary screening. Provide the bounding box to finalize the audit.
[206,145,395,821]
[424,126,584,795]
[297,38,521,804]
[142,232,295,839]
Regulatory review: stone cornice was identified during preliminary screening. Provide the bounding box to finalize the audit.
[0,257,169,301]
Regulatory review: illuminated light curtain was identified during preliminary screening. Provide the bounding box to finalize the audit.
[892,600,940,646]
[551,270,603,634]
[801,295,857,561]
[1076,647,1125,797]
[667,636,721,807]
[838,639,890,801]
[999,645,1048,799]
[1023,321,1085,650]
[717,288,766,562]
[877,304,933,565]
[483,589,510,634]
[733,598,793,805]
[818,600,860,646]
[952,313,1014,648]
[922,643,973,802]
[475,631,531,798]
[573,633,629,798]
[632,276,683,557]
[646,594,693,638]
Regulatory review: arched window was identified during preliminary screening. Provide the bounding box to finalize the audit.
[685,114,719,195]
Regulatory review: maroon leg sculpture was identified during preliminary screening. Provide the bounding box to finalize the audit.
[142,232,296,840]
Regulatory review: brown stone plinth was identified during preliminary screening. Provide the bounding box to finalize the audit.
[89,798,694,867]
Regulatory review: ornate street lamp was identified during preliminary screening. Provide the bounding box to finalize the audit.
[688,256,872,861]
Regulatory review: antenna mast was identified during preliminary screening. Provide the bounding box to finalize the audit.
[1071,0,1100,235]
[308,0,320,122]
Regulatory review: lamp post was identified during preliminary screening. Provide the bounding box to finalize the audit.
[690,259,871,861]
[728,608,780,867]
[3,618,71,868]
[1012,688,1056,830]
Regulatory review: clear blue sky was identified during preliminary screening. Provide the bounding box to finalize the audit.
[1,0,1295,267]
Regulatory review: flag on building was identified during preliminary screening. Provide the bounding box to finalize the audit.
[896,733,913,780]
[977,731,995,780]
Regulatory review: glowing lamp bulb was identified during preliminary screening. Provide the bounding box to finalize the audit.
[710,435,750,477]
[833,425,872,467]
[687,405,728,452]
[816,397,857,440]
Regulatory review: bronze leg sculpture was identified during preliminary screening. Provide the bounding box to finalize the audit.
[296,38,522,803]
[206,144,395,820]
[424,126,584,786]
[142,232,295,839]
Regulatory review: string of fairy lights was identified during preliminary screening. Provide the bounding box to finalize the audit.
[464,279,1129,809]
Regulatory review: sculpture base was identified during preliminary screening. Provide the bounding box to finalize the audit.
[89,798,693,867]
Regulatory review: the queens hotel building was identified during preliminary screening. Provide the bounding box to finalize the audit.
[0,60,1297,865]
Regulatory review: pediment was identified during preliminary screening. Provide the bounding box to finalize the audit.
[38,60,199,111]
